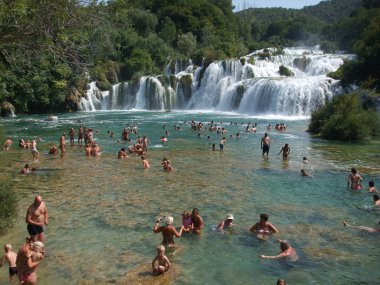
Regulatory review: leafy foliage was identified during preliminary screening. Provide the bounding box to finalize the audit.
[0,182,18,235]
[309,93,379,141]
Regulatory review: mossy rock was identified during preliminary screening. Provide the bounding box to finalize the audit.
[293,56,311,72]
[0,101,15,117]
[279,65,294,77]
[96,81,112,91]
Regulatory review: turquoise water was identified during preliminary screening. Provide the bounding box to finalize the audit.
[0,111,379,285]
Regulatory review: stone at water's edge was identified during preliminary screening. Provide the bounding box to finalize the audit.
[0,101,15,117]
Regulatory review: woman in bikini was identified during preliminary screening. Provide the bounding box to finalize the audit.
[348,167,363,190]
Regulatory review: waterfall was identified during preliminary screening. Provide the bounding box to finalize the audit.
[80,47,355,116]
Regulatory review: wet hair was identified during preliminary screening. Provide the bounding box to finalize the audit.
[351,167,357,173]
[280,241,290,250]
[369,181,375,187]
[277,279,286,285]
[192,208,199,215]
[303,157,307,160]
[141,156,145,160]
[260,214,269,220]
[374,194,379,201]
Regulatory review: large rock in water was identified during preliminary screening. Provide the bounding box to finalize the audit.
[0,101,15,117]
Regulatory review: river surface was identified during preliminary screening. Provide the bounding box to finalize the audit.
[0,111,379,285]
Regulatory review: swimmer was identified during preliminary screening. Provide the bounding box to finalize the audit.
[348,167,363,190]
[162,158,173,172]
[152,245,170,275]
[261,133,270,158]
[118,148,127,158]
[217,214,236,230]
[278,143,290,158]
[3,138,13,150]
[259,239,299,262]
[141,156,150,169]
[368,181,377,193]
[69,128,75,147]
[219,137,226,150]
[153,216,184,247]
[343,220,380,233]
[48,144,59,155]
[250,214,279,240]
[303,157,308,163]
[373,194,380,206]
[21,164,30,175]
[0,243,18,282]
[301,169,312,177]
[277,278,286,285]
[59,133,66,157]
[191,208,204,235]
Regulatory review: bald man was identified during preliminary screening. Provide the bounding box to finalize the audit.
[25,196,48,242]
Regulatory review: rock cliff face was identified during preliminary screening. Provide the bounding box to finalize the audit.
[0,101,15,117]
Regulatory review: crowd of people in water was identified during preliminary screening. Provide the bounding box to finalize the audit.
[1,119,379,284]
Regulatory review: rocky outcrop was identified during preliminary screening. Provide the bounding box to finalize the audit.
[0,101,15,117]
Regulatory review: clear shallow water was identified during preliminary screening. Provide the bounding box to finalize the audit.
[0,111,379,285]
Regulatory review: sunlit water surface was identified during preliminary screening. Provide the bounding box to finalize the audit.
[0,111,379,285]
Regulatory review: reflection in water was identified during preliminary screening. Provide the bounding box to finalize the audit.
[0,111,379,284]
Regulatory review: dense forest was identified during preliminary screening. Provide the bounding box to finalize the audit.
[0,0,379,115]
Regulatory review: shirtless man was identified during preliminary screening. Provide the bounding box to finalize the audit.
[153,216,184,247]
[278,143,290,158]
[348,167,363,190]
[122,128,129,141]
[69,128,75,147]
[141,156,150,168]
[78,126,84,146]
[219,137,227,150]
[31,139,39,161]
[59,133,66,157]
[3,138,13,150]
[191,208,204,235]
[259,239,299,262]
[25,196,48,242]
[0,243,18,282]
[250,214,279,240]
[261,133,270,158]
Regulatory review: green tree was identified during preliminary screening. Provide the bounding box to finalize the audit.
[177,32,197,57]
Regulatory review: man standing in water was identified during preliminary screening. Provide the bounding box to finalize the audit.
[60,133,66,158]
[26,196,48,243]
[261,133,270,158]
[191,208,204,235]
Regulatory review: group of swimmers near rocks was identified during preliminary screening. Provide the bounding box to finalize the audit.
[2,119,379,284]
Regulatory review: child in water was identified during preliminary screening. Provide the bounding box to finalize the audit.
[182,211,193,232]
[152,245,170,275]
[0,244,18,282]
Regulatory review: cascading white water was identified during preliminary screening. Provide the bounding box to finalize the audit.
[80,47,355,116]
